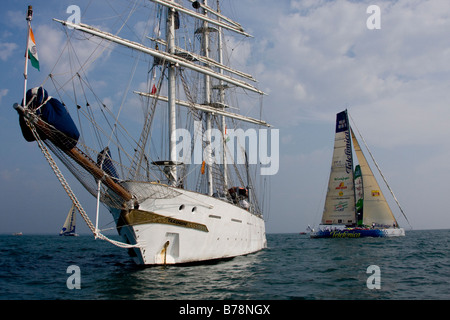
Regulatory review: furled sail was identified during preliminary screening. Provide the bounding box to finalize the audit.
[322,111,356,225]
[17,87,80,149]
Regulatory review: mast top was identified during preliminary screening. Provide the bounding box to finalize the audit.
[26,5,33,21]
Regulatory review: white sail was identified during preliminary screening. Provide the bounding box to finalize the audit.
[322,110,356,225]
[60,204,77,236]
[351,129,398,227]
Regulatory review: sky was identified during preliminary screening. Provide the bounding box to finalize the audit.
[1,0,450,236]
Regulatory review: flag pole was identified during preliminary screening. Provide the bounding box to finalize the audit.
[23,5,33,108]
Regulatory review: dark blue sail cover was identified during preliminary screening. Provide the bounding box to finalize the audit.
[18,87,79,149]
[97,147,119,180]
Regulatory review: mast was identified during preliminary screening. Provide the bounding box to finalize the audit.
[151,0,252,37]
[52,1,270,193]
[167,2,177,186]
[147,36,256,81]
[217,0,228,191]
[347,111,357,224]
[201,0,214,196]
[23,6,33,108]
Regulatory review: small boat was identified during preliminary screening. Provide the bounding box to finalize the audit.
[310,110,410,238]
[13,232,23,236]
[60,203,78,236]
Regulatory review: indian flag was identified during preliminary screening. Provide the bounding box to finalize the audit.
[27,27,39,71]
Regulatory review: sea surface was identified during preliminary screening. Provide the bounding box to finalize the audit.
[1,229,449,300]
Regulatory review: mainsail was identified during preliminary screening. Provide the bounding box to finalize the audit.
[322,110,356,225]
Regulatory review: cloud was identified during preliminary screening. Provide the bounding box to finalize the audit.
[6,10,25,30]
[0,42,18,61]
[0,88,8,104]
[35,23,114,77]
[0,168,20,182]
[242,0,450,148]
[227,0,450,230]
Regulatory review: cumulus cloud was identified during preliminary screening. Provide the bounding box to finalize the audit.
[225,0,450,230]
[0,42,18,61]
[0,88,8,104]
[238,0,450,149]
[35,23,114,78]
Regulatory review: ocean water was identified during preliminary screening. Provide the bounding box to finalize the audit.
[1,229,449,300]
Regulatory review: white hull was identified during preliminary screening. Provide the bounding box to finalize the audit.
[111,182,267,265]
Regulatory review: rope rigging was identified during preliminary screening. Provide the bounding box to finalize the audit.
[21,0,268,244]
[27,120,142,249]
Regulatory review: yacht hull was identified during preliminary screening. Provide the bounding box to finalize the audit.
[111,182,267,265]
[310,227,405,238]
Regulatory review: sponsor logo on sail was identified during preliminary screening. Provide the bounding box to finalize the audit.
[344,130,352,174]
[334,177,349,182]
[334,201,348,212]
[336,182,347,196]
[337,118,347,131]
[336,182,347,190]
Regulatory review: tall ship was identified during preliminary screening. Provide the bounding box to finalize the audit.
[310,110,410,238]
[14,1,272,265]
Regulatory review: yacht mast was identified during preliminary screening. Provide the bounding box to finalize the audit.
[202,0,214,196]
[22,6,33,109]
[167,2,177,186]
[151,0,252,37]
[217,0,228,191]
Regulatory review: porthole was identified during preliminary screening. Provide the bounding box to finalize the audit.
[179,204,185,211]
[191,206,197,213]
